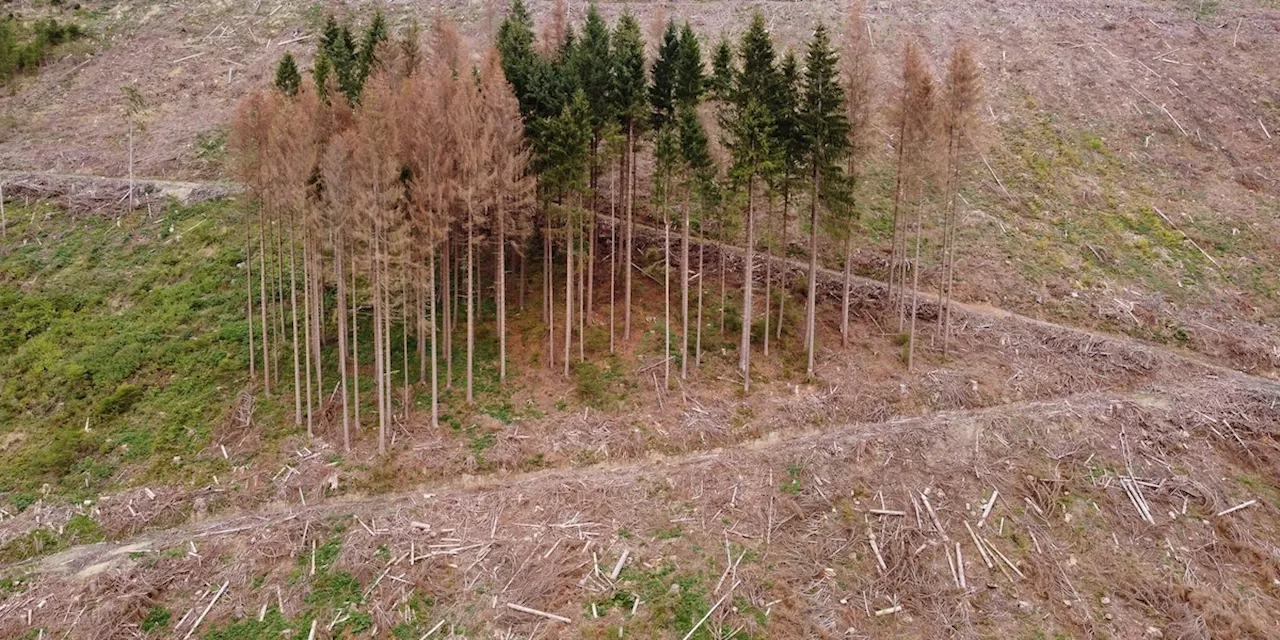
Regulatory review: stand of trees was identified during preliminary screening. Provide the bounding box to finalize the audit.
[230,2,982,448]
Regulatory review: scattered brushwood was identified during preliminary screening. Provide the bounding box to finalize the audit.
[0,171,236,215]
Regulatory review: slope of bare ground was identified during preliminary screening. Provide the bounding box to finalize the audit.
[2,0,1277,373]
[2,371,1277,638]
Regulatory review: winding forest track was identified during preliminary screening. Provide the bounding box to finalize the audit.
[4,169,1274,388]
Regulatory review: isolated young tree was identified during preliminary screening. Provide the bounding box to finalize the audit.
[275,52,301,96]
[121,85,147,210]
[839,1,875,347]
[610,11,647,342]
[798,23,850,378]
[937,43,981,358]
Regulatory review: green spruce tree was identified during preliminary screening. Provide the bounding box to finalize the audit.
[610,11,647,342]
[673,22,704,109]
[797,23,850,377]
[274,51,301,96]
[649,20,679,130]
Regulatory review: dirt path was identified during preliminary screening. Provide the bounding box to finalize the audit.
[8,380,1212,581]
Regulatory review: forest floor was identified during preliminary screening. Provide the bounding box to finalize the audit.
[0,178,1277,638]
[0,0,1278,637]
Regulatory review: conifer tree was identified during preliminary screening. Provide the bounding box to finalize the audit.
[673,22,704,109]
[649,20,679,130]
[275,52,301,96]
[798,23,849,378]
[709,39,734,103]
[576,2,612,322]
[678,105,712,379]
[655,125,679,388]
[609,11,647,342]
[725,11,779,391]
[771,50,802,342]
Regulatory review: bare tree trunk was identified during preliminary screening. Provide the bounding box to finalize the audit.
[805,163,820,378]
[247,226,256,380]
[443,229,453,389]
[741,174,755,392]
[372,225,386,454]
[428,241,439,429]
[907,197,923,371]
[1,183,7,239]
[546,205,555,370]
[274,216,286,388]
[466,203,475,403]
[402,268,410,422]
[351,250,360,431]
[841,223,856,348]
[776,188,789,339]
[578,209,585,364]
[258,205,271,396]
[680,184,690,380]
[497,198,507,383]
[663,191,670,389]
[302,233,314,437]
[563,205,573,378]
[288,210,302,427]
[518,242,526,312]
[695,222,705,371]
[335,233,350,452]
[128,120,135,209]
[418,244,427,384]
[940,128,962,359]
[763,197,773,358]
[888,116,908,330]
[609,157,618,354]
[624,122,635,341]
[719,206,727,336]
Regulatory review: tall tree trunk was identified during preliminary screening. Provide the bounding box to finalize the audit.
[497,198,507,383]
[719,206,727,336]
[609,156,618,354]
[695,222,705,371]
[546,204,555,369]
[418,244,427,384]
[402,268,410,422]
[128,120,135,209]
[563,205,573,378]
[805,162,820,378]
[763,197,773,358]
[335,233,350,452]
[888,115,908,330]
[623,122,635,341]
[247,226,256,380]
[258,205,271,396]
[587,139,597,327]
[372,224,385,454]
[351,250,360,431]
[663,190,670,389]
[443,229,453,389]
[680,184,690,380]
[518,242,526,312]
[311,232,323,398]
[578,208,585,364]
[301,232,313,437]
[274,215,286,388]
[741,174,755,392]
[466,203,475,404]
[287,209,302,428]
[776,187,790,339]
[907,196,924,371]
[940,128,962,359]
[428,241,440,429]
[841,213,856,348]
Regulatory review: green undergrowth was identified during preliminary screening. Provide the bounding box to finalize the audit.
[0,199,250,501]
